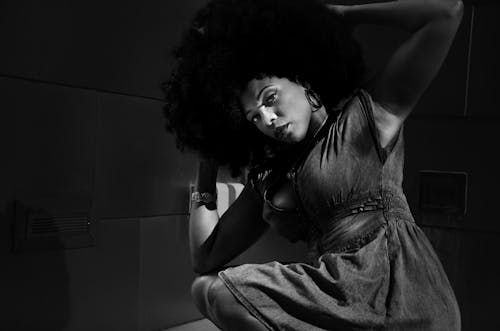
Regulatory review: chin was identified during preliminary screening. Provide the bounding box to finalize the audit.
[291,129,308,143]
[286,134,304,144]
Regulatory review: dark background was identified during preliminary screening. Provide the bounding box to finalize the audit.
[0,0,498,330]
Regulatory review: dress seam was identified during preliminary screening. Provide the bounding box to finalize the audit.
[325,221,385,254]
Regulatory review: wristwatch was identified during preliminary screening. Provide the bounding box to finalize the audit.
[191,191,217,204]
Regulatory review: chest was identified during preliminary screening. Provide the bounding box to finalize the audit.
[268,176,299,210]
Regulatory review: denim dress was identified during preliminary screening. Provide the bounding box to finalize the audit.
[218,89,461,331]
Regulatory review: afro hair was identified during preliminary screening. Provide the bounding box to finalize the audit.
[163,0,366,175]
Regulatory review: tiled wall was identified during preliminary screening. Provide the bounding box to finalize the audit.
[0,75,203,330]
[1,1,498,330]
[0,1,206,330]
[0,0,307,330]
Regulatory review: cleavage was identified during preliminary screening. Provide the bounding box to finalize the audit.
[270,177,299,211]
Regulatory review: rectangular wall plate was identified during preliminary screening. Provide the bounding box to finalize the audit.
[419,170,468,216]
[13,200,95,252]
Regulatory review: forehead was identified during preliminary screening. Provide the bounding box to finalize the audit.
[240,76,291,103]
[242,77,274,98]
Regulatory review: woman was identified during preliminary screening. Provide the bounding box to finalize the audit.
[163,0,463,330]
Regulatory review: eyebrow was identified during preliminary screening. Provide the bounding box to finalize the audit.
[244,85,273,117]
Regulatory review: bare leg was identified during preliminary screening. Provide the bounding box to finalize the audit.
[191,274,268,331]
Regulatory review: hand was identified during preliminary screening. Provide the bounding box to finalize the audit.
[195,157,219,193]
[198,157,219,171]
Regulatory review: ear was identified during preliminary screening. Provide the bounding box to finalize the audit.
[305,88,322,110]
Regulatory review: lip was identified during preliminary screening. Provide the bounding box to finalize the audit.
[274,123,289,140]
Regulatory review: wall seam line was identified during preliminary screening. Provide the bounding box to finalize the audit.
[0,73,164,102]
[463,5,475,117]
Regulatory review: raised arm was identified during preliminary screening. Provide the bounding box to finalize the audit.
[189,159,268,274]
[328,0,464,147]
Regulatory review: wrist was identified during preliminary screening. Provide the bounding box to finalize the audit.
[191,190,218,210]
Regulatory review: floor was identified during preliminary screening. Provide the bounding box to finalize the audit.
[163,318,219,331]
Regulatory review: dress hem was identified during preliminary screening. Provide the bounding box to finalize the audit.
[218,270,275,331]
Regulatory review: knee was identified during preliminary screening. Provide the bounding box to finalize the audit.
[205,277,227,310]
[205,278,242,323]
[191,274,218,317]
[193,275,264,330]
[191,274,236,323]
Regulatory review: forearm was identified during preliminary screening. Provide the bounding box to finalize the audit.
[189,159,219,268]
[333,0,463,32]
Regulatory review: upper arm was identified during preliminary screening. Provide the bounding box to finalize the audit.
[367,1,463,145]
[195,183,268,273]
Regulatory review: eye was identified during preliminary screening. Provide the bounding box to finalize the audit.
[263,92,278,106]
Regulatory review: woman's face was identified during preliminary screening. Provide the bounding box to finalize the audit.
[240,77,313,144]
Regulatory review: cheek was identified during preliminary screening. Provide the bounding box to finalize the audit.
[294,103,312,128]
[282,93,309,118]
[291,105,312,141]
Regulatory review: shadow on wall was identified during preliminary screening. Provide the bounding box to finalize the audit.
[1,201,71,331]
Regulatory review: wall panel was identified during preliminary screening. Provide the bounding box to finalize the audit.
[0,77,97,224]
[1,218,142,331]
[467,4,500,118]
[0,0,208,99]
[94,93,198,218]
[403,117,498,232]
[66,218,141,331]
[138,216,202,330]
[423,227,499,331]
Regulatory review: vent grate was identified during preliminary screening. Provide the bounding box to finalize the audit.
[28,217,90,238]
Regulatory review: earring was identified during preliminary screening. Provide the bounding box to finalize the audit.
[305,89,322,111]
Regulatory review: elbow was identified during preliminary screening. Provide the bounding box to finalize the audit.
[443,0,464,33]
[424,0,464,32]
[449,0,464,19]
[440,0,464,20]
[425,0,464,20]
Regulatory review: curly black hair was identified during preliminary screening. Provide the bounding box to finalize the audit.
[163,0,366,176]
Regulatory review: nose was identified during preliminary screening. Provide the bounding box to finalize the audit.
[259,108,277,127]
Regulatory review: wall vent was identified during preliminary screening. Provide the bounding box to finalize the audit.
[13,201,95,252]
[27,216,90,238]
